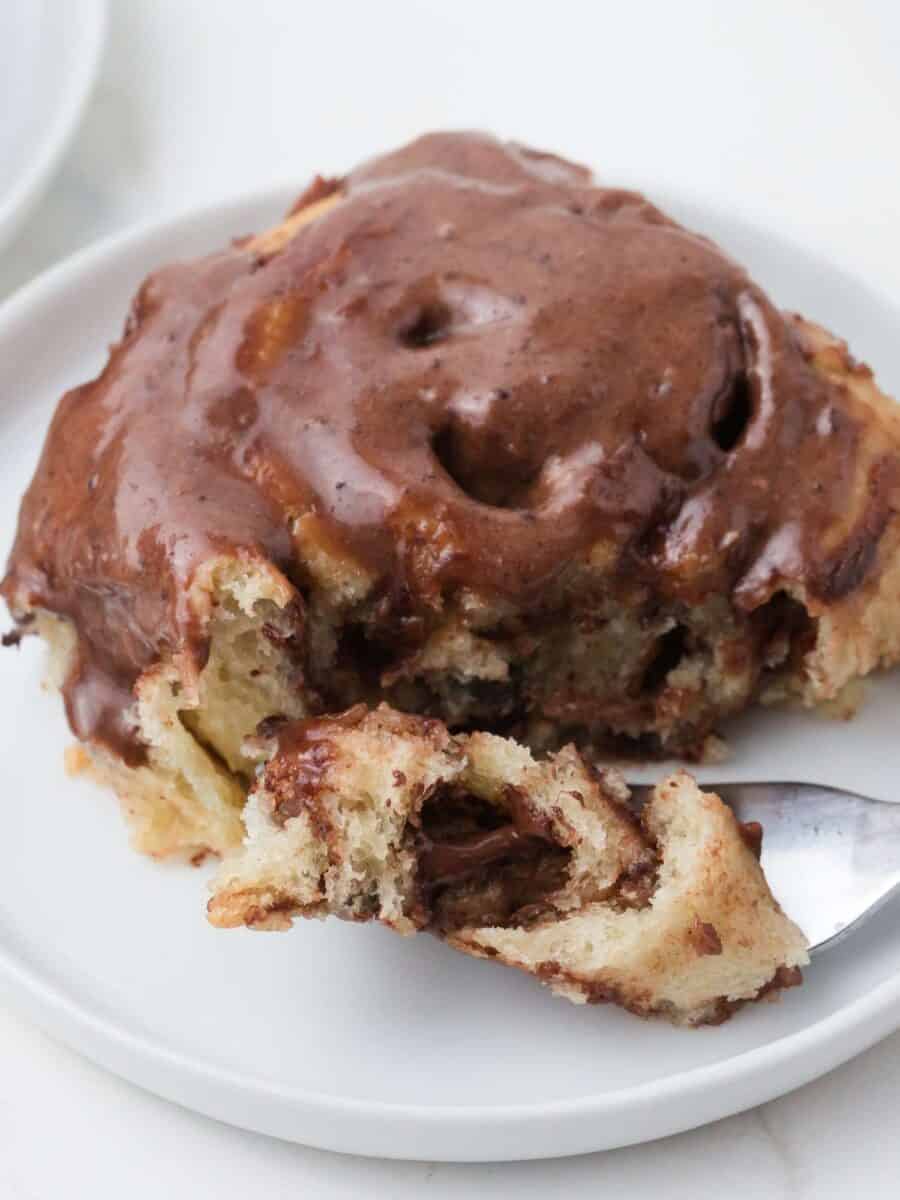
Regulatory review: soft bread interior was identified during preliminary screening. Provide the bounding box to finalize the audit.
[47,557,307,857]
[452,770,808,1023]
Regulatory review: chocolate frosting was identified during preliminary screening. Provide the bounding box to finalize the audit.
[1,132,890,759]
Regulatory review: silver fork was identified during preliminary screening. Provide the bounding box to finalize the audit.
[628,782,900,954]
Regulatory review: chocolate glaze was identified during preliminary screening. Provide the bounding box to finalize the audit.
[2,132,894,759]
[263,704,368,827]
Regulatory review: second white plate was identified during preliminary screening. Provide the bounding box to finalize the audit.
[0,0,106,251]
[1,185,899,1161]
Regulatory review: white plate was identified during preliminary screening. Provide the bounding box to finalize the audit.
[1,186,900,1163]
[0,0,106,251]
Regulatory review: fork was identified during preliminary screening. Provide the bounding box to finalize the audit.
[628,782,900,953]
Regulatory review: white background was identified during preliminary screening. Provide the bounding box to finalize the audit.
[2,1,900,1195]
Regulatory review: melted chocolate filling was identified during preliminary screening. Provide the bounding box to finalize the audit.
[416,785,570,931]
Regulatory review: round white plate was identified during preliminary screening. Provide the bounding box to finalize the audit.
[1,186,900,1162]
[0,0,106,251]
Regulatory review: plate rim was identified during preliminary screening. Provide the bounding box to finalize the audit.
[0,0,108,252]
[1,183,900,1161]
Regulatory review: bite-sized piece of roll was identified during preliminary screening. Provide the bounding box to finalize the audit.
[209,705,808,1026]
[5,132,900,858]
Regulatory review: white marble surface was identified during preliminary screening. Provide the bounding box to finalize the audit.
[2,1,900,1194]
